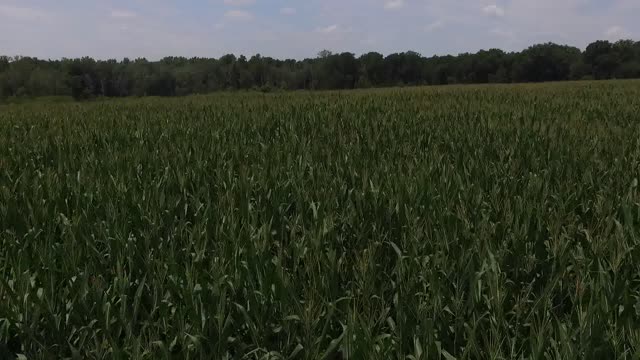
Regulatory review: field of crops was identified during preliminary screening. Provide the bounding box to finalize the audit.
[1,81,640,359]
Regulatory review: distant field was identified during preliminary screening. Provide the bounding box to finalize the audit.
[1,81,640,359]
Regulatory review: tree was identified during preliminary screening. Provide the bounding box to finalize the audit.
[0,73,8,99]
[615,61,640,79]
[357,52,384,87]
[236,55,253,89]
[1,37,639,101]
[248,54,267,87]
[585,40,613,65]
[471,49,506,83]
[611,40,640,79]
[512,43,580,82]
[398,51,424,85]
[584,40,619,79]
[613,40,636,62]
[145,71,176,96]
[0,56,9,73]
[570,61,593,80]
[318,50,333,59]
[66,57,98,100]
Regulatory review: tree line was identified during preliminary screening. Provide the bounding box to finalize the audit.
[1,39,639,101]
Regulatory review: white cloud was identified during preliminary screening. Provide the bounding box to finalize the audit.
[316,24,339,34]
[483,4,505,17]
[605,25,626,39]
[280,7,296,15]
[223,0,255,6]
[224,10,254,21]
[0,4,49,21]
[111,10,137,19]
[384,0,405,10]
[425,20,445,32]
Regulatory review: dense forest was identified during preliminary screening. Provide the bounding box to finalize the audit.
[1,39,639,100]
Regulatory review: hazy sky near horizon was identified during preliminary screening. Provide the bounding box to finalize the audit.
[0,0,638,60]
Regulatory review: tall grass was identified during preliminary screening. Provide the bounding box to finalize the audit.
[1,81,640,359]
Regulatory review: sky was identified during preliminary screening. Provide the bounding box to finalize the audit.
[0,0,638,60]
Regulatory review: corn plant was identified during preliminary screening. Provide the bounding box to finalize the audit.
[1,81,640,359]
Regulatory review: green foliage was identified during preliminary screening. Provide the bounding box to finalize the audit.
[2,39,640,102]
[1,81,640,359]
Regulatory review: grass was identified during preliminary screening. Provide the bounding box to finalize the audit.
[1,80,640,359]
[0,96,75,106]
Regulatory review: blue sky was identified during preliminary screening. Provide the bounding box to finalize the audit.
[0,0,638,60]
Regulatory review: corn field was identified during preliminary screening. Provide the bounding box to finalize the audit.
[1,81,640,359]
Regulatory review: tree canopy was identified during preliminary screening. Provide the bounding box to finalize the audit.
[1,39,639,101]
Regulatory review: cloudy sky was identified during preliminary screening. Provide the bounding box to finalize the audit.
[0,0,638,60]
